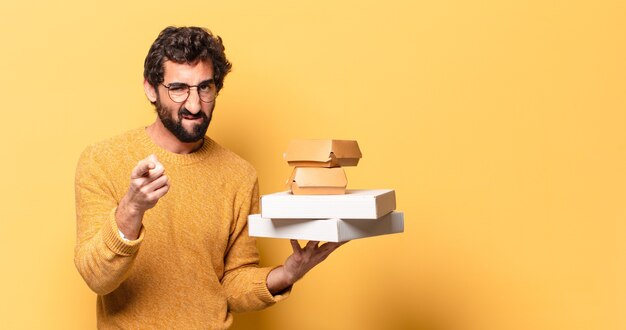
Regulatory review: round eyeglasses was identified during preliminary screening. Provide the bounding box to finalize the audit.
[160,80,217,103]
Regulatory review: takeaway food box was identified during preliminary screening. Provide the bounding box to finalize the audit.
[284,139,362,168]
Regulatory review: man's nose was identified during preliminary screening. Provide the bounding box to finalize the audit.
[184,87,202,113]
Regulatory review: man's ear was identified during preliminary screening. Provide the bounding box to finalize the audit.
[144,79,158,103]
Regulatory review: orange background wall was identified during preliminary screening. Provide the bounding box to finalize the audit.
[1,1,625,329]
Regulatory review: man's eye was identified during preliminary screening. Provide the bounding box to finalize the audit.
[169,85,188,92]
[198,82,214,91]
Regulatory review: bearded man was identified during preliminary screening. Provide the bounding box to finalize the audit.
[74,26,343,329]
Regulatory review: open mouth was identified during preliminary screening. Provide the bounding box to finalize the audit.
[182,114,203,121]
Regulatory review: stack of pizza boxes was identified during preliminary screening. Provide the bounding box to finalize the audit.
[248,140,404,242]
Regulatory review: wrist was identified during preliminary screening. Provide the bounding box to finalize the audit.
[119,195,144,217]
[267,266,296,295]
[118,229,132,242]
[283,267,299,286]
[116,197,144,240]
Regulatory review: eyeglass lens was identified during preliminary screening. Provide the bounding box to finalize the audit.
[166,82,216,103]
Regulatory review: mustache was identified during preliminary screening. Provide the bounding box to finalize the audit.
[178,108,208,120]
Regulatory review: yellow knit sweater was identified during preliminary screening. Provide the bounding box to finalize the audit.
[74,128,288,329]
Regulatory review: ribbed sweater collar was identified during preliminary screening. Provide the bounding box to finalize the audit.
[135,127,214,166]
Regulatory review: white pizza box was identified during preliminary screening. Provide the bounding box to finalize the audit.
[248,211,404,242]
[260,189,396,219]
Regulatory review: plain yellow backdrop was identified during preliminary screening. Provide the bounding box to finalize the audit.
[1,1,625,329]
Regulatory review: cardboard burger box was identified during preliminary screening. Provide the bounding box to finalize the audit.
[288,167,348,195]
[248,211,404,242]
[284,139,362,167]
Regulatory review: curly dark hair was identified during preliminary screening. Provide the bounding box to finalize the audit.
[143,26,232,92]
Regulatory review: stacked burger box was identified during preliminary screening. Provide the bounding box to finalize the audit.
[248,139,404,242]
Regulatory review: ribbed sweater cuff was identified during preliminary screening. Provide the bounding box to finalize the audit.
[253,266,292,304]
[102,208,145,256]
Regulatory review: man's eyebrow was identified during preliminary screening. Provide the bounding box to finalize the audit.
[166,81,187,86]
[168,78,215,86]
[198,78,216,85]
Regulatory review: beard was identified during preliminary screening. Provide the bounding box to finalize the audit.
[155,98,213,143]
